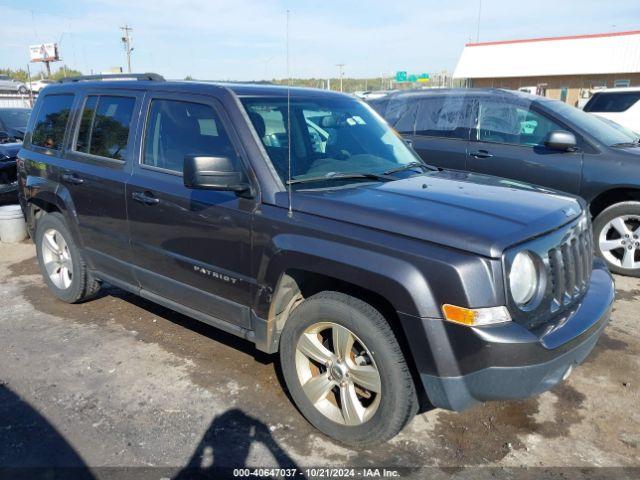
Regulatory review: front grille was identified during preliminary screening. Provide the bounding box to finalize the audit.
[547,219,593,313]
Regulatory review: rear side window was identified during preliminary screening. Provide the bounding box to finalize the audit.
[384,96,418,133]
[415,95,475,140]
[142,99,238,173]
[75,95,136,160]
[584,92,640,113]
[31,94,74,150]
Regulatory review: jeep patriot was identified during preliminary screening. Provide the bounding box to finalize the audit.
[17,74,614,446]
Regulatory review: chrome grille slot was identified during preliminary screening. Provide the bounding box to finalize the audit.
[546,218,593,311]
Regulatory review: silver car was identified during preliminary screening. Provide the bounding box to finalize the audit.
[0,75,28,95]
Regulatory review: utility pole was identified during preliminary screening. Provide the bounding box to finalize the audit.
[120,25,134,73]
[336,63,345,92]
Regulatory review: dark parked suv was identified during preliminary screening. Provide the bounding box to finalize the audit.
[370,89,640,277]
[18,75,614,446]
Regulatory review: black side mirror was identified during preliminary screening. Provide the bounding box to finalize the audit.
[183,155,251,194]
[544,130,577,151]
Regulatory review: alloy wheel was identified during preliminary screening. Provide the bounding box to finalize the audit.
[41,228,74,289]
[598,215,640,270]
[295,322,381,426]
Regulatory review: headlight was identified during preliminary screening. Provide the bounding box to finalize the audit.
[509,251,538,306]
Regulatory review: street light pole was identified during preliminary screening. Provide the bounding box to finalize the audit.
[336,63,345,92]
[120,25,134,73]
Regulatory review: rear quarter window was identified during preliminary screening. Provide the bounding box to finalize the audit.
[31,94,74,150]
[584,92,640,113]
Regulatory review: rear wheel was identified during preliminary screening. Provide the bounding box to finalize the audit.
[35,212,100,302]
[279,291,417,446]
[594,201,640,277]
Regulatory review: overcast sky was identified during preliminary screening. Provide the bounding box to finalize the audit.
[1,0,639,80]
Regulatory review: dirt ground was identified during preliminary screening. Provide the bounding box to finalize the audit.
[0,241,638,479]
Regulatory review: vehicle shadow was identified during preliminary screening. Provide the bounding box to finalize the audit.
[0,382,94,479]
[174,408,305,479]
[93,284,274,365]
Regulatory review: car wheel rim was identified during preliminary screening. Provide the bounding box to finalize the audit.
[599,215,640,270]
[41,228,73,289]
[295,321,381,426]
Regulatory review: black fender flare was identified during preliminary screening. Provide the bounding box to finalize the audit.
[259,234,439,319]
[24,175,84,247]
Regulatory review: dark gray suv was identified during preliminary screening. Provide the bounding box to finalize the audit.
[370,88,640,277]
[18,75,614,446]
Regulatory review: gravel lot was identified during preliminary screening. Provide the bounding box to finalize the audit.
[0,241,638,479]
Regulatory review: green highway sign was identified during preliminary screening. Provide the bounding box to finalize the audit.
[395,71,430,83]
[395,71,407,82]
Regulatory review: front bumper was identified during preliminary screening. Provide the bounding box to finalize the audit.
[408,258,614,411]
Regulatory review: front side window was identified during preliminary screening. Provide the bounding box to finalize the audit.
[242,96,421,186]
[142,99,238,173]
[75,95,135,160]
[476,99,563,147]
[31,94,74,150]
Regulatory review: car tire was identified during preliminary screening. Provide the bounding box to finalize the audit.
[593,201,640,277]
[18,85,28,95]
[35,212,100,302]
[279,291,418,446]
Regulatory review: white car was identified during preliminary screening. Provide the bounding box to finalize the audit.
[0,75,28,95]
[584,87,640,134]
[28,79,55,93]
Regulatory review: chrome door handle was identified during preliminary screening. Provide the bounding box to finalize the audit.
[131,191,160,205]
[468,150,493,159]
[62,172,84,185]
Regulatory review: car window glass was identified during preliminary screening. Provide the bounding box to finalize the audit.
[242,96,420,183]
[0,108,30,130]
[143,99,238,173]
[584,92,640,113]
[476,99,563,147]
[31,94,74,150]
[75,96,98,153]
[415,95,474,139]
[384,96,418,134]
[75,95,135,160]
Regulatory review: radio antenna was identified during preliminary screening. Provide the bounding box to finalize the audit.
[286,9,293,218]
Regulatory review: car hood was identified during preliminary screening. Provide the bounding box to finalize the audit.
[0,142,21,160]
[286,171,583,258]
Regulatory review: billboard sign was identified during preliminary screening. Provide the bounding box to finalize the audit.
[29,43,59,63]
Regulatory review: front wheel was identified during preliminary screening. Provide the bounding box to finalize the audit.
[279,291,418,446]
[594,201,640,277]
[18,85,28,95]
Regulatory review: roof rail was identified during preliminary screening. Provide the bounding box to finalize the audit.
[59,73,165,83]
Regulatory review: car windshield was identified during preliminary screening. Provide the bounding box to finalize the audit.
[542,99,639,146]
[241,95,423,188]
[0,109,30,130]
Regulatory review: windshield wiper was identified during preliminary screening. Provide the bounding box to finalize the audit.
[612,138,640,148]
[286,172,395,185]
[383,161,438,175]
